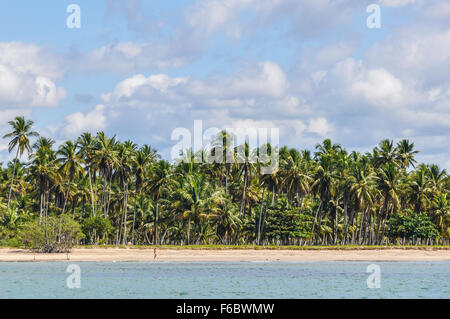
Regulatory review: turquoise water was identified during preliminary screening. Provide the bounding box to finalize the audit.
[0,262,448,298]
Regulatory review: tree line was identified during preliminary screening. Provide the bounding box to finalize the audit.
[1,116,449,248]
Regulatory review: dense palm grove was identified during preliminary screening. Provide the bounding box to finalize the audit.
[1,116,449,247]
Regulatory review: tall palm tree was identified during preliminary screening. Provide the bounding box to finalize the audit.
[375,163,403,244]
[77,133,97,217]
[3,116,39,210]
[93,132,118,217]
[131,145,159,243]
[310,156,336,243]
[30,137,57,223]
[146,160,172,244]
[57,141,84,214]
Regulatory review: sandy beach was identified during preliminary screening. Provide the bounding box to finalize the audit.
[0,248,449,262]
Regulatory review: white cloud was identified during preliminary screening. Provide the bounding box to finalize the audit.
[77,42,195,73]
[379,0,417,7]
[350,68,405,107]
[62,105,107,137]
[0,42,66,107]
[186,0,253,38]
[307,117,333,137]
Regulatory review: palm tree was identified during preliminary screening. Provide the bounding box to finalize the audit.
[115,140,136,244]
[408,166,432,213]
[375,163,403,244]
[93,132,118,217]
[30,137,57,223]
[396,139,418,169]
[431,193,449,239]
[426,164,447,193]
[373,139,398,168]
[57,141,84,214]
[348,158,376,244]
[2,116,39,209]
[131,145,159,244]
[310,156,336,243]
[146,160,172,245]
[280,147,312,206]
[77,133,97,217]
[170,173,213,244]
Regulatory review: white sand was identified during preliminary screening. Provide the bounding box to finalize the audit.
[0,248,449,262]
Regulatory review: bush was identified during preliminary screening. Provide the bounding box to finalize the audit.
[0,226,21,247]
[18,215,84,253]
[263,196,310,243]
[387,210,439,241]
[82,216,112,244]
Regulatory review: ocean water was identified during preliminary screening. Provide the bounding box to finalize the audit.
[0,261,448,299]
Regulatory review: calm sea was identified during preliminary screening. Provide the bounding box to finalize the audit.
[0,261,448,298]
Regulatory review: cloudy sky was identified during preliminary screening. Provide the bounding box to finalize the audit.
[0,0,449,168]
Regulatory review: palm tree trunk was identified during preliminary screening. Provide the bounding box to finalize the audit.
[342,202,349,245]
[88,169,95,217]
[310,200,322,244]
[257,189,266,245]
[334,199,339,245]
[7,147,20,209]
[358,208,367,244]
[187,217,191,245]
[106,173,113,217]
[240,169,248,216]
[132,191,137,245]
[39,192,43,225]
[61,176,73,215]
[375,203,387,245]
[122,182,128,245]
[154,202,159,245]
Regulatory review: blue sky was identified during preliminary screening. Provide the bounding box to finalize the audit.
[0,0,449,168]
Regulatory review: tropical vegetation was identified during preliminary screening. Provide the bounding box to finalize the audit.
[1,116,449,248]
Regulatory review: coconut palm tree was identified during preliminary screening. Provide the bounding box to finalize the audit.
[146,160,172,244]
[2,116,39,209]
[396,139,419,169]
[29,137,57,223]
[57,141,84,214]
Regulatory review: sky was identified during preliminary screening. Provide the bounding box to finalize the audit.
[0,0,449,168]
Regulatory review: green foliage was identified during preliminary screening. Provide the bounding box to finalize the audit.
[1,117,449,247]
[18,215,84,252]
[82,216,113,244]
[387,210,439,240]
[263,196,311,242]
[0,226,21,246]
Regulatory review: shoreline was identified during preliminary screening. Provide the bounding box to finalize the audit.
[1,247,449,262]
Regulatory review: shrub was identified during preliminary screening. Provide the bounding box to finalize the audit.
[387,210,439,241]
[82,216,113,244]
[18,215,84,253]
[263,196,310,243]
